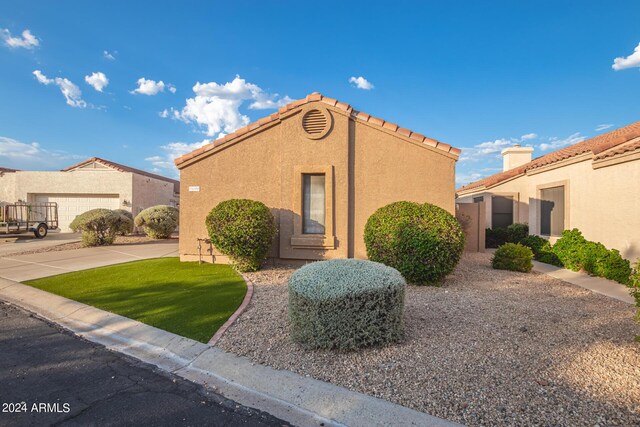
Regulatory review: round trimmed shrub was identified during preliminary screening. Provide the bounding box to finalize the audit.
[492,243,533,273]
[288,259,406,350]
[134,205,179,239]
[112,209,134,236]
[70,208,121,247]
[364,201,465,285]
[205,199,276,272]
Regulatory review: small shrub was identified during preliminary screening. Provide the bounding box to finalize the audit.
[112,209,134,236]
[288,259,406,350]
[205,199,276,272]
[364,201,465,285]
[134,205,179,239]
[519,235,562,266]
[506,223,529,244]
[486,227,508,248]
[552,229,587,271]
[492,243,533,273]
[70,208,121,247]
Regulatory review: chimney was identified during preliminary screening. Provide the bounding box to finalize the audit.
[501,144,533,172]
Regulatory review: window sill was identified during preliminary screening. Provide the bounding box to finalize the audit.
[290,235,335,249]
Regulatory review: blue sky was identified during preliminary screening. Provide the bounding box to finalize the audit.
[1,1,639,184]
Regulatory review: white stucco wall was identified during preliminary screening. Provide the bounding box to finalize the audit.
[458,156,640,262]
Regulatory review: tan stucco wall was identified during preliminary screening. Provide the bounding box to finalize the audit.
[11,170,133,207]
[178,101,457,263]
[132,173,179,215]
[458,155,640,261]
[0,172,17,204]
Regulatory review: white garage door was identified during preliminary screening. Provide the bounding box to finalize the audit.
[34,194,120,232]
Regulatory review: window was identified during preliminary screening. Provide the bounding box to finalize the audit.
[473,196,484,203]
[540,186,564,236]
[302,174,325,234]
[491,196,513,229]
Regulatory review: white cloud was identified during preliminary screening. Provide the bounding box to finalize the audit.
[1,28,40,49]
[0,136,83,169]
[145,139,211,177]
[33,70,87,108]
[168,84,177,94]
[349,76,374,90]
[458,133,536,163]
[538,132,586,151]
[131,77,166,95]
[103,50,116,60]
[595,123,613,131]
[171,75,291,137]
[84,71,109,92]
[456,168,501,185]
[520,133,538,141]
[612,43,640,71]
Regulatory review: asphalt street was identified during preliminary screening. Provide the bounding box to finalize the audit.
[0,302,288,427]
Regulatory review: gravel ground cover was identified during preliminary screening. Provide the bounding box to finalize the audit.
[218,253,640,426]
[4,234,176,256]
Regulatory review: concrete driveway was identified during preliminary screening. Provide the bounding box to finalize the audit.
[0,232,81,257]
[0,240,178,282]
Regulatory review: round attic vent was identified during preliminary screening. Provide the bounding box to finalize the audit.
[301,108,331,139]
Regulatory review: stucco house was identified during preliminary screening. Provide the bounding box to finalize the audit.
[0,158,180,232]
[457,121,640,261]
[175,92,461,263]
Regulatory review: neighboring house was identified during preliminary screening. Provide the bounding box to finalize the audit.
[175,92,461,263]
[0,158,180,232]
[457,121,640,261]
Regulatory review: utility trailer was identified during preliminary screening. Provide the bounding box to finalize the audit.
[0,202,59,238]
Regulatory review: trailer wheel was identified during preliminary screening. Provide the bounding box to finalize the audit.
[34,223,48,239]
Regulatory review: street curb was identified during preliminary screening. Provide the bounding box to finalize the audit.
[208,273,254,346]
[0,277,461,427]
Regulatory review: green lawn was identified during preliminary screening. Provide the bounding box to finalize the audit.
[24,258,247,343]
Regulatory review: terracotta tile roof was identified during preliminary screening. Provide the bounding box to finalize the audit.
[0,166,19,173]
[593,138,640,161]
[457,120,640,193]
[174,92,460,167]
[63,157,180,193]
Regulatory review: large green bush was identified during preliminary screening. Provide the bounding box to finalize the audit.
[552,229,631,284]
[492,243,534,273]
[552,229,587,271]
[486,227,508,248]
[70,208,121,247]
[506,223,529,244]
[519,235,562,266]
[205,199,276,272]
[134,205,179,239]
[112,209,134,236]
[364,201,465,285]
[288,259,406,350]
[594,248,631,285]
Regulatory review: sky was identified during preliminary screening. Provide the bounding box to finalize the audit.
[1,1,639,185]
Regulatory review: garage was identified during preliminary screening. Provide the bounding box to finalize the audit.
[33,194,120,232]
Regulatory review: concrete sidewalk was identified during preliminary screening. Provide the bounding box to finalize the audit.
[532,260,633,304]
[0,277,459,427]
[0,240,178,282]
